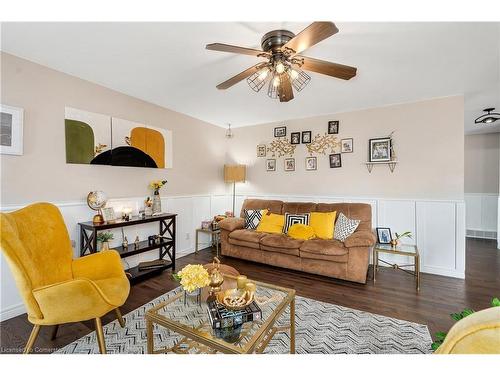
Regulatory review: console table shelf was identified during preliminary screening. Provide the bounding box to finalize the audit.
[78,213,177,283]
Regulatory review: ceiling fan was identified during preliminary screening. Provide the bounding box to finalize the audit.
[206,22,357,102]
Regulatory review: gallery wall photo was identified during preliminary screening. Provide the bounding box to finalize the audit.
[65,107,173,169]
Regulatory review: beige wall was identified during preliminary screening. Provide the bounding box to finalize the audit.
[464,133,500,194]
[226,96,465,200]
[0,53,226,205]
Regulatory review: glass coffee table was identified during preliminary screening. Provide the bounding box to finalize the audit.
[145,275,296,354]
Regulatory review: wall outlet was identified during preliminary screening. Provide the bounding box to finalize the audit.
[185,233,190,240]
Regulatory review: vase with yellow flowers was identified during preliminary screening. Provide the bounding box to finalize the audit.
[173,264,210,306]
[149,180,168,214]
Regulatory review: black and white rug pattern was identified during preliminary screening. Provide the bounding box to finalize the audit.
[56,288,432,354]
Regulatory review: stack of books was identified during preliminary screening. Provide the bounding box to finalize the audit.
[207,300,262,329]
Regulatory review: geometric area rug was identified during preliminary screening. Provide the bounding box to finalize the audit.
[56,287,432,354]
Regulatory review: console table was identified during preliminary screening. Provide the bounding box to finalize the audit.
[78,214,176,283]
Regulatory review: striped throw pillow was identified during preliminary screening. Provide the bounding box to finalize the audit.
[283,213,310,234]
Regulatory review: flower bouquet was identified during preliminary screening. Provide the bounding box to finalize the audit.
[173,264,210,306]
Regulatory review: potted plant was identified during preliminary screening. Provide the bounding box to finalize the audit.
[96,231,114,251]
[390,231,412,247]
[149,180,168,214]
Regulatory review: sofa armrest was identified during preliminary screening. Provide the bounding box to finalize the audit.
[218,217,244,232]
[344,230,376,248]
[72,250,125,280]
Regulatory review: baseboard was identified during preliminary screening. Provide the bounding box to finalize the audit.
[0,303,26,322]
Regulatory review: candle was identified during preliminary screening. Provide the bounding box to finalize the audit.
[236,275,247,290]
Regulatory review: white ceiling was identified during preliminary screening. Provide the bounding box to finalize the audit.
[1,22,499,133]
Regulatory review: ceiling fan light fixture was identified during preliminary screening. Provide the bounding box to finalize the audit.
[475,108,500,124]
[247,67,270,92]
[275,61,285,74]
[290,69,311,92]
[267,73,280,99]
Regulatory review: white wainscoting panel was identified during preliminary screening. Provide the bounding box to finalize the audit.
[464,193,498,239]
[1,193,466,321]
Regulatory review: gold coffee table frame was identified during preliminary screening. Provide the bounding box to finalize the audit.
[373,243,420,291]
[145,274,296,354]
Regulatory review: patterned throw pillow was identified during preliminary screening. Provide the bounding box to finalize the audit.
[283,213,310,234]
[244,209,265,230]
[334,212,361,242]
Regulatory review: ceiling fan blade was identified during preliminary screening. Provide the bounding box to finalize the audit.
[283,22,339,55]
[278,73,294,102]
[216,63,266,90]
[206,43,268,57]
[299,56,357,80]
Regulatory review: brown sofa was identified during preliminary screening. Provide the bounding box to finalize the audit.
[219,199,376,283]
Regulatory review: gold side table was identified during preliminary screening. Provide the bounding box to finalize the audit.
[373,243,420,291]
[195,227,220,257]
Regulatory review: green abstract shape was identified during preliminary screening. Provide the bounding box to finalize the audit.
[65,119,95,164]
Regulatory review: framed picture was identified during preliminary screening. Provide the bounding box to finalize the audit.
[257,144,267,157]
[0,104,24,155]
[369,137,392,162]
[301,131,312,144]
[290,132,300,145]
[284,158,295,171]
[274,126,286,138]
[376,227,392,244]
[341,138,353,153]
[328,120,339,134]
[305,156,317,171]
[101,207,116,222]
[329,153,342,168]
[266,159,276,171]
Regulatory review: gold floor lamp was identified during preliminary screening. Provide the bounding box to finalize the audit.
[224,164,246,216]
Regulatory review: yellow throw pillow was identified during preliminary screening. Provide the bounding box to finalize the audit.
[287,224,315,240]
[309,211,337,240]
[256,212,285,234]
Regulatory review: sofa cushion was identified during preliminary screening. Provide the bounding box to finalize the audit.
[300,251,349,263]
[240,199,283,217]
[282,202,317,215]
[228,238,261,250]
[229,229,267,243]
[316,202,372,232]
[260,233,304,249]
[260,245,300,257]
[300,239,348,256]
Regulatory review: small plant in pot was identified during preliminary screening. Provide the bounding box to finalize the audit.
[96,231,114,251]
[390,231,412,247]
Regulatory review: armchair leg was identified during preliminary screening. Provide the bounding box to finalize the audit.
[23,324,41,354]
[94,317,107,354]
[50,325,59,340]
[115,308,125,328]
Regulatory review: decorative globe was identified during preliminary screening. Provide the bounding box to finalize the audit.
[87,191,107,211]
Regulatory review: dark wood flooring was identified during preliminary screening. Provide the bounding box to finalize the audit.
[1,238,499,353]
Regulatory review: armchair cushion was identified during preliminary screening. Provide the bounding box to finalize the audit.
[219,217,244,232]
[72,250,125,280]
[32,278,116,325]
[344,230,376,248]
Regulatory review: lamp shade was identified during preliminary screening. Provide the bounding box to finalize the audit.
[224,164,246,183]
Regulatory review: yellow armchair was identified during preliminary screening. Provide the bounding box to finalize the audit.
[0,202,130,354]
[436,306,500,354]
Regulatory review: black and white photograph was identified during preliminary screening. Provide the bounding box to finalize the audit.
[301,131,312,144]
[284,158,295,171]
[328,120,339,134]
[305,156,317,171]
[290,132,300,144]
[256,144,266,157]
[274,126,286,138]
[376,227,393,244]
[266,159,276,171]
[341,138,353,153]
[0,104,24,155]
[369,137,392,162]
[329,153,342,168]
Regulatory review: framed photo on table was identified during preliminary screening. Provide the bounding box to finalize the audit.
[376,227,392,244]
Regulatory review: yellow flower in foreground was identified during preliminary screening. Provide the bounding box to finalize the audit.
[177,264,210,293]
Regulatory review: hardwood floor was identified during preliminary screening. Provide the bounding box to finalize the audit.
[1,238,498,353]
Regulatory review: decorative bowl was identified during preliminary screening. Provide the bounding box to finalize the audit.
[216,288,254,311]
